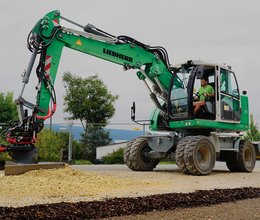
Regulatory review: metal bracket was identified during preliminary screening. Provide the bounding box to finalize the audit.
[146,132,177,152]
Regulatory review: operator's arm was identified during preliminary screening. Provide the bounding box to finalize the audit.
[197,85,214,102]
[201,85,215,101]
[206,85,215,97]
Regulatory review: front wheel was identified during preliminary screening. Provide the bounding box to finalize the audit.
[124,138,159,171]
[175,137,191,174]
[184,136,216,175]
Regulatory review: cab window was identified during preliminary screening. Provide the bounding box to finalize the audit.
[220,68,240,121]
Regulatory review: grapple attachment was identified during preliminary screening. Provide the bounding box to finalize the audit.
[8,145,38,164]
[0,116,42,164]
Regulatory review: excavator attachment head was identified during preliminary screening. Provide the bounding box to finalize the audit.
[0,117,41,164]
[8,145,38,164]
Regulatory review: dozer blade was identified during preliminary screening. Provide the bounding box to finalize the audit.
[8,145,38,164]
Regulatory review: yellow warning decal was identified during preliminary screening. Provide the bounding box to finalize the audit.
[76,39,82,46]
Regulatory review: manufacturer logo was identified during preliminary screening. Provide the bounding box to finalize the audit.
[103,48,133,62]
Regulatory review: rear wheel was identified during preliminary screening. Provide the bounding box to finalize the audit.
[226,153,239,172]
[226,141,256,172]
[125,138,159,171]
[184,136,216,175]
[237,141,256,172]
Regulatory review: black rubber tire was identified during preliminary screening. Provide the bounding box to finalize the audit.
[226,153,239,172]
[184,136,216,175]
[175,137,191,174]
[124,140,135,168]
[237,141,256,172]
[126,138,159,171]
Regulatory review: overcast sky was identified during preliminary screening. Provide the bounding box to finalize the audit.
[0,0,259,130]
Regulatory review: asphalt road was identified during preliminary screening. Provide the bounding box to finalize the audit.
[1,161,259,175]
[71,161,260,197]
[72,160,260,172]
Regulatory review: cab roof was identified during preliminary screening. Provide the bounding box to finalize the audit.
[171,60,232,71]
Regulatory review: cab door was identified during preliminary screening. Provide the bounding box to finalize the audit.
[220,68,241,121]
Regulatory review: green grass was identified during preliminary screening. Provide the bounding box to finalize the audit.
[73,160,92,165]
[159,160,175,164]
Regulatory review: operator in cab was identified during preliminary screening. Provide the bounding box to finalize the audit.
[193,77,214,115]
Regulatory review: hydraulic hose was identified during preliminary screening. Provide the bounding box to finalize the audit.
[0,146,6,153]
[36,103,57,120]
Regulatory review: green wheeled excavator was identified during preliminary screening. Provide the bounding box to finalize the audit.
[0,10,257,174]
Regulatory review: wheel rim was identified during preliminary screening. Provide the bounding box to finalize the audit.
[244,146,253,168]
[140,145,152,164]
[196,144,211,168]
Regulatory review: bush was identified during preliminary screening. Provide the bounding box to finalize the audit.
[35,129,69,162]
[102,147,125,164]
[0,152,12,161]
[0,136,12,161]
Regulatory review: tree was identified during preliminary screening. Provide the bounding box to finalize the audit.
[243,114,260,141]
[0,92,18,123]
[62,72,118,161]
[63,73,118,129]
[81,125,111,160]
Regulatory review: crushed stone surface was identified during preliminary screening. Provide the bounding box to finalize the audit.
[0,163,259,207]
[0,166,164,207]
[0,187,260,219]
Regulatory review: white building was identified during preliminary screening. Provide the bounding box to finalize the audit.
[96,141,128,160]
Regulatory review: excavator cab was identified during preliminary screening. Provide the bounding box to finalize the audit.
[194,67,216,119]
[169,61,216,120]
[169,60,243,125]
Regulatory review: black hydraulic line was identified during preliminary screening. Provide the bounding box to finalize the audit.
[149,46,171,67]
[117,35,149,49]
[117,35,172,71]
[116,35,173,73]
[94,27,116,38]
[27,26,61,54]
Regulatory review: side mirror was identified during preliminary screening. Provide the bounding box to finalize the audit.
[131,102,136,121]
[195,66,205,79]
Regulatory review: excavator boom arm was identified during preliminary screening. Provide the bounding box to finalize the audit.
[28,10,175,121]
[5,10,176,152]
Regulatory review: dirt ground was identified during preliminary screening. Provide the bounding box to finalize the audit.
[0,188,259,219]
[0,164,260,219]
[107,198,260,220]
[0,163,260,207]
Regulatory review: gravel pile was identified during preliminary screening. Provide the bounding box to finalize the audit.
[0,166,165,207]
[0,187,259,219]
